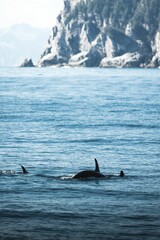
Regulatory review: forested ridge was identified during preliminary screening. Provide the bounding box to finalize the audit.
[67,0,160,38]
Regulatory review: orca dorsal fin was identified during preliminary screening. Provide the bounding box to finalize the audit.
[95,158,100,172]
[21,165,28,174]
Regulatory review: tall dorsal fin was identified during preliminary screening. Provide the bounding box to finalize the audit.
[95,158,100,172]
[21,165,28,174]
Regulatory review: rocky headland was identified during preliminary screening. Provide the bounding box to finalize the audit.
[37,0,160,68]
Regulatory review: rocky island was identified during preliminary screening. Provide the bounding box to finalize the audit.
[37,0,160,68]
[20,58,35,67]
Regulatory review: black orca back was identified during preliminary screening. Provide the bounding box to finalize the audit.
[73,170,105,179]
[73,158,105,179]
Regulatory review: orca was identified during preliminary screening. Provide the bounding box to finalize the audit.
[73,158,106,179]
[119,170,125,177]
[0,165,28,175]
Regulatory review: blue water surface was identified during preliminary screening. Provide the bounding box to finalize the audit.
[0,67,160,240]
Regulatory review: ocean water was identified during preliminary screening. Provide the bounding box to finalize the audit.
[0,67,159,240]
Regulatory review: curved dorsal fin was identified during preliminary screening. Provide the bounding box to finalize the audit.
[95,158,100,172]
[21,165,28,174]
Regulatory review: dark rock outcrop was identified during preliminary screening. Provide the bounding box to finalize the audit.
[20,58,35,67]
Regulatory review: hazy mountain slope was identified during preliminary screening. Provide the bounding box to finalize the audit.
[0,24,50,66]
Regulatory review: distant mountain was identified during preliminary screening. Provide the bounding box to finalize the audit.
[0,23,50,66]
[38,0,160,68]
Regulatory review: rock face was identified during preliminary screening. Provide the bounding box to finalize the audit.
[38,0,160,68]
[148,32,160,68]
[100,52,141,68]
[20,58,35,67]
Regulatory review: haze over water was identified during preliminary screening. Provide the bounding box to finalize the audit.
[0,67,160,240]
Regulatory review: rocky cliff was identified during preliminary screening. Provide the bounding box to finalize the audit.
[38,0,160,68]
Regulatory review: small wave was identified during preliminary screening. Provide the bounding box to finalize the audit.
[36,174,58,179]
[107,123,160,129]
[60,175,74,180]
[68,138,105,144]
[0,209,87,220]
[36,174,74,180]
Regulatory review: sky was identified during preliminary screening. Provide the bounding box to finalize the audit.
[0,0,64,29]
